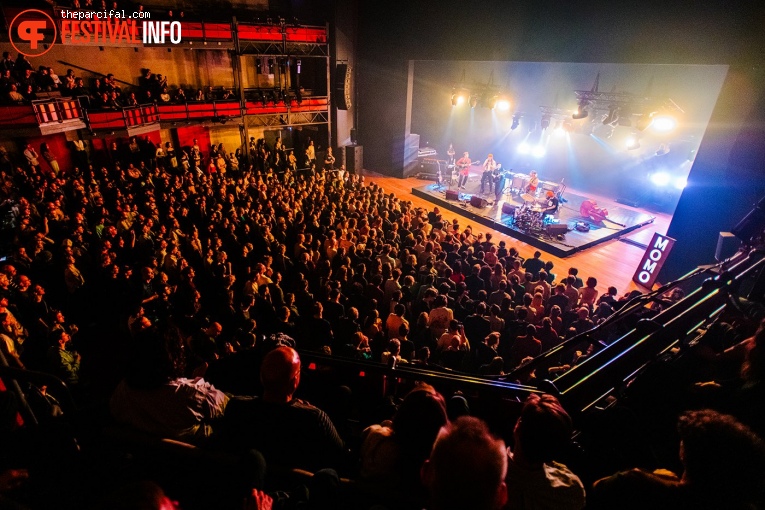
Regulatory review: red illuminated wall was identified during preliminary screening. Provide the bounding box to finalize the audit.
[176,126,211,158]
[24,133,75,174]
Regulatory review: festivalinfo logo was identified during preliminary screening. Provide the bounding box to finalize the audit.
[10,8,183,56]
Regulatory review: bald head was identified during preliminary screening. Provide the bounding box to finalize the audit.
[261,346,301,402]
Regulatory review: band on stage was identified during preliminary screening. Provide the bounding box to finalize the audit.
[439,145,561,219]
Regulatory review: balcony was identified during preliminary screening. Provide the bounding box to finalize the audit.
[0,98,87,136]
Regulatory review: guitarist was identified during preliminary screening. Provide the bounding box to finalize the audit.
[456,151,472,189]
[480,153,498,194]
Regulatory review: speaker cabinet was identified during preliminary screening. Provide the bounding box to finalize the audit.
[502,203,517,215]
[715,231,740,261]
[335,64,352,110]
[345,145,363,174]
[446,190,459,201]
[546,224,568,235]
[470,196,488,208]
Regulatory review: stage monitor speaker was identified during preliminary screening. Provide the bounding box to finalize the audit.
[546,224,568,235]
[470,196,488,208]
[715,231,740,261]
[501,203,517,215]
[446,190,459,201]
[345,145,363,174]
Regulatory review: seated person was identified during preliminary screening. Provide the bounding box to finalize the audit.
[505,394,585,510]
[421,416,508,510]
[220,346,346,471]
[590,409,765,510]
[542,190,559,215]
[109,327,229,445]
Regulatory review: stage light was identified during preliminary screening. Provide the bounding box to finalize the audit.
[487,96,497,109]
[626,136,640,150]
[540,115,551,130]
[518,142,530,154]
[651,115,677,132]
[510,115,520,130]
[497,99,510,111]
[572,107,588,120]
[563,120,574,132]
[674,177,687,190]
[650,172,671,187]
[554,122,565,136]
[532,145,546,158]
[469,95,478,108]
[451,94,458,106]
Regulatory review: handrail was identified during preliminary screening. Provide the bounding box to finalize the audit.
[550,249,765,414]
[297,350,542,399]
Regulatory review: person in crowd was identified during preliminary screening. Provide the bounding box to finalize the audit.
[109,327,229,444]
[421,416,508,510]
[220,346,346,471]
[505,393,586,510]
[590,409,765,510]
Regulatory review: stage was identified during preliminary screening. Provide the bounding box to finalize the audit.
[411,178,656,258]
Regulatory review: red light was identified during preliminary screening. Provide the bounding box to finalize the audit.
[308,363,316,370]
[359,371,365,377]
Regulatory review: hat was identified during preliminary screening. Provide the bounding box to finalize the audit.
[546,190,554,197]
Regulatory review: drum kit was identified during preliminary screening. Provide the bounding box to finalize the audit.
[512,193,549,233]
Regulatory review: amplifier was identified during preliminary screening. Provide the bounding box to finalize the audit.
[446,190,460,201]
[470,196,488,208]
[501,203,517,215]
[546,224,569,235]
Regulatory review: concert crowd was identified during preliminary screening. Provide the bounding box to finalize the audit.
[0,126,763,510]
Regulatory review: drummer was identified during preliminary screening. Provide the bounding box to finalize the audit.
[542,190,559,215]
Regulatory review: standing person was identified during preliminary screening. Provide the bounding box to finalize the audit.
[456,151,471,189]
[323,147,336,171]
[494,164,506,201]
[446,143,456,165]
[40,143,59,176]
[480,153,498,194]
[306,139,316,168]
[23,144,41,172]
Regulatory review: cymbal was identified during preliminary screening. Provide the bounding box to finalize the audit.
[521,193,536,202]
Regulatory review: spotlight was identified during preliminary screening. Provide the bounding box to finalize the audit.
[562,120,573,132]
[674,177,687,190]
[487,96,497,109]
[469,95,478,108]
[510,115,520,130]
[540,115,551,130]
[518,142,530,155]
[626,136,640,150]
[572,107,588,120]
[451,93,458,106]
[651,115,677,132]
[554,121,565,136]
[496,99,510,111]
[650,172,671,187]
[532,145,546,158]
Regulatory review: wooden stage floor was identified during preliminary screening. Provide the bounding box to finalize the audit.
[365,174,673,296]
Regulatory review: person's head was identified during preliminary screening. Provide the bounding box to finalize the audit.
[513,393,573,466]
[422,416,508,510]
[393,383,448,455]
[678,409,765,503]
[586,276,597,288]
[261,346,301,402]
